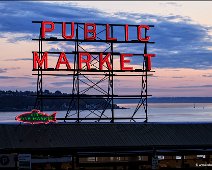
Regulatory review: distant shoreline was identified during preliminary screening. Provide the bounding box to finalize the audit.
[1,90,212,111]
[119,103,212,109]
[1,103,212,112]
[0,107,127,112]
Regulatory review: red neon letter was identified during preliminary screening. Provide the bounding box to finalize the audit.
[78,52,92,70]
[41,21,55,39]
[33,52,48,69]
[120,54,133,71]
[56,52,71,69]
[125,24,129,41]
[106,24,117,41]
[144,54,156,71]
[84,23,96,40]
[99,53,112,70]
[137,25,150,42]
[62,22,75,39]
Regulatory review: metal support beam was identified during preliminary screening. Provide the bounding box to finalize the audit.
[32,21,154,123]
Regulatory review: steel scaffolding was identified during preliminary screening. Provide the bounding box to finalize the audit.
[32,21,155,123]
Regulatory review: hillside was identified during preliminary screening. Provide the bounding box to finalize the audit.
[0,90,120,111]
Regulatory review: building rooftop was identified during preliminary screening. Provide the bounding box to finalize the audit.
[1,123,212,154]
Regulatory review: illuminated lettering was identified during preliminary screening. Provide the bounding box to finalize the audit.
[144,54,156,71]
[106,24,117,41]
[78,52,92,70]
[120,54,133,71]
[62,22,75,39]
[137,25,150,42]
[33,52,48,69]
[84,23,96,40]
[99,53,112,70]
[56,52,71,69]
[41,21,55,38]
[33,21,156,72]
[125,24,129,41]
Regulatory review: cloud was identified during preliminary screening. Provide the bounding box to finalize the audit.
[9,67,21,70]
[0,34,6,38]
[0,68,7,73]
[159,2,182,7]
[0,76,16,79]
[5,58,32,61]
[151,75,159,78]
[48,48,62,53]
[0,85,36,92]
[171,76,184,79]
[51,81,72,86]
[114,13,212,69]
[0,1,120,34]
[171,69,181,72]
[173,85,212,88]
[0,67,21,73]
[0,76,33,80]
[6,34,35,43]
[202,74,212,77]
[0,1,212,70]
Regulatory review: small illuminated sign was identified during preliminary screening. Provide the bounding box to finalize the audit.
[15,109,56,124]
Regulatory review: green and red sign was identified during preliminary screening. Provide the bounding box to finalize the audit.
[15,109,56,124]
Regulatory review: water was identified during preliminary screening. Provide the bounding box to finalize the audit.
[1,103,212,123]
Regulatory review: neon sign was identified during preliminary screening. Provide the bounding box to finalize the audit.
[33,21,156,71]
[41,22,150,41]
[15,109,56,124]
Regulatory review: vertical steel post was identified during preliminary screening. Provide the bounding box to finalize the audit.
[144,28,148,122]
[35,27,43,111]
[76,24,80,123]
[111,25,114,123]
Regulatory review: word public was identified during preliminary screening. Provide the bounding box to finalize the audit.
[33,21,156,71]
[41,21,151,41]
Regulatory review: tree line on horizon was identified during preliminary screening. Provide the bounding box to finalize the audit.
[0,90,212,111]
[0,90,120,111]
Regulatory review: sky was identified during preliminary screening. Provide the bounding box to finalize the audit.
[0,1,212,97]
